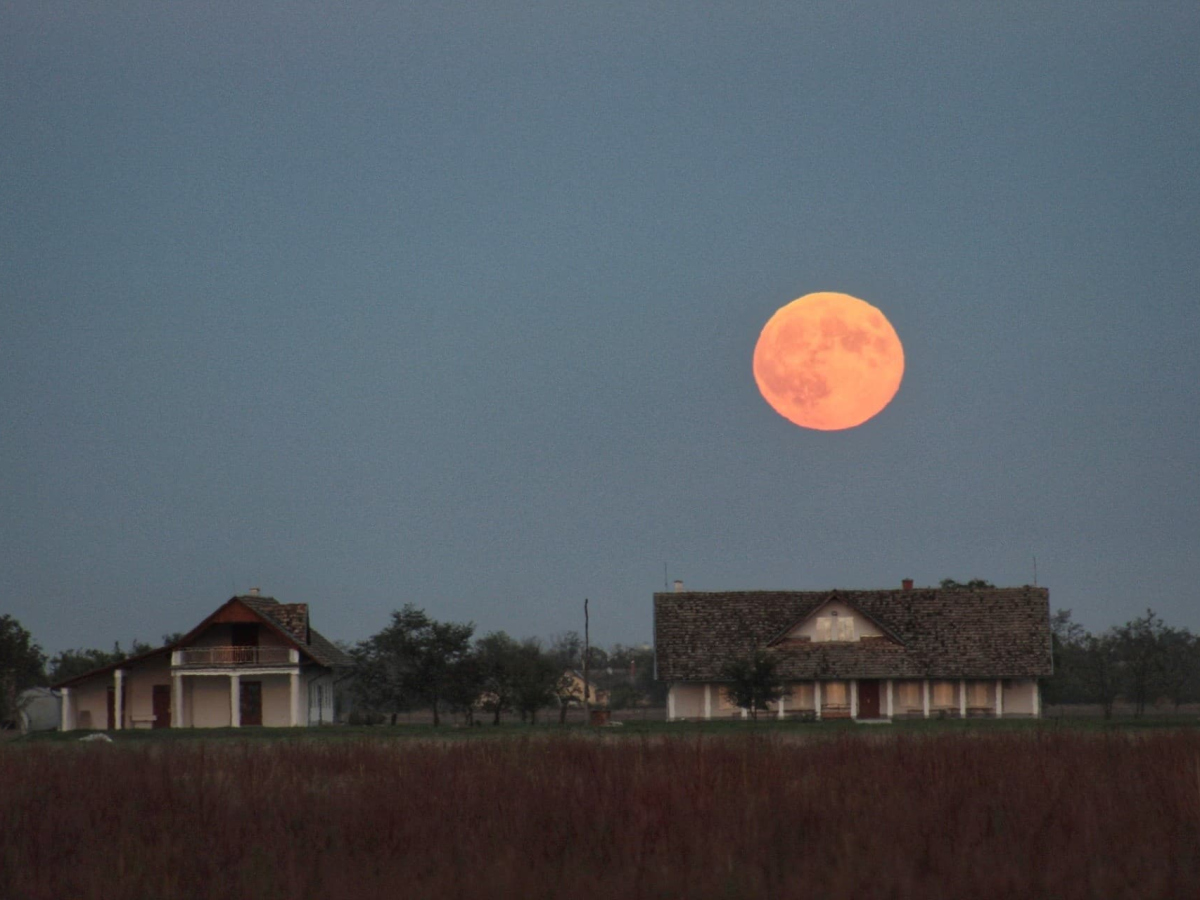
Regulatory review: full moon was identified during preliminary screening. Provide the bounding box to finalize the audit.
[753,292,904,431]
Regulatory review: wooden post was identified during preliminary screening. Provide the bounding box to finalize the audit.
[922,679,930,719]
[996,679,1004,718]
[583,598,590,724]
[959,679,967,719]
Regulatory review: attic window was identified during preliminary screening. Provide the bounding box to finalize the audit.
[815,613,855,642]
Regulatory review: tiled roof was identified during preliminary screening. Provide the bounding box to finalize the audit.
[654,587,1052,681]
[236,596,352,668]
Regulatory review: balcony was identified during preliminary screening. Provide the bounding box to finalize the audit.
[172,646,299,667]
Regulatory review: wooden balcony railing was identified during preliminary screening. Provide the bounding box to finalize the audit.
[171,646,298,667]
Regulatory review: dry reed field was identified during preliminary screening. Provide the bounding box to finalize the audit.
[3,730,1199,899]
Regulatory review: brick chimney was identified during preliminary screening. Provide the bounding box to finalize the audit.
[673,580,684,593]
[902,578,913,591]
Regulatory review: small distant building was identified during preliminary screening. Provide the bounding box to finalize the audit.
[654,582,1052,721]
[560,669,609,708]
[53,592,352,731]
[17,687,61,733]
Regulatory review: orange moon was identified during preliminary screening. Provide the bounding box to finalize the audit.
[753,292,904,431]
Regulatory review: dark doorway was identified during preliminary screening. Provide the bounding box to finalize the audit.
[240,681,263,726]
[152,685,172,729]
[858,680,881,718]
[105,684,128,730]
[231,623,259,647]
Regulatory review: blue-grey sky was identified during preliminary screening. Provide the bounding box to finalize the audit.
[3,3,1198,657]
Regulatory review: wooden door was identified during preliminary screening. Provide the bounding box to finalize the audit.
[106,686,115,730]
[240,681,263,726]
[152,685,172,729]
[858,680,881,718]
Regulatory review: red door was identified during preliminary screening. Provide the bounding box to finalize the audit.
[152,685,172,729]
[858,680,881,718]
[240,681,263,726]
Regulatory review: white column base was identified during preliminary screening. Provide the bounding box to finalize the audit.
[290,672,301,727]
[230,674,241,728]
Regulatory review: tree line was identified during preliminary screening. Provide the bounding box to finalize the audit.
[1045,608,1200,717]
[350,604,664,725]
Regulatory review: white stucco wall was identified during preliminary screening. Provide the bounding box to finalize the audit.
[189,677,232,727]
[1002,678,1038,715]
[669,683,705,719]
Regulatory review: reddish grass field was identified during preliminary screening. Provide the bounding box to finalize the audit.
[3,731,1199,899]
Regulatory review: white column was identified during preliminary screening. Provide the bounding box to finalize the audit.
[1032,680,1041,718]
[850,679,858,719]
[886,680,894,719]
[995,679,1004,718]
[290,672,301,727]
[959,679,967,719]
[60,687,72,732]
[172,674,183,728]
[778,686,786,720]
[113,669,124,730]
[230,674,241,728]
[922,680,930,718]
[667,685,676,721]
[704,684,712,720]
[741,705,748,720]
[814,681,822,721]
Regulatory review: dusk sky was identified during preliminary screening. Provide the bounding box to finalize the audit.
[3,4,1198,658]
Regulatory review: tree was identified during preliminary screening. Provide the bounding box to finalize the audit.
[352,605,475,726]
[1115,609,1168,716]
[720,650,786,721]
[510,639,562,725]
[48,643,129,684]
[1044,609,1089,705]
[939,578,996,590]
[1080,631,1122,719]
[1158,627,1199,711]
[475,631,521,725]
[0,616,47,728]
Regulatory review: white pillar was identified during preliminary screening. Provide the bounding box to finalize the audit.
[704,684,712,720]
[172,674,183,728]
[60,687,72,732]
[741,705,748,720]
[850,679,858,720]
[667,685,676,721]
[959,679,967,719]
[814,681,822,721]
[113,669,124,730]
[778,686,786,720]
[922,680,930,718]
[996,679,1004,718]
[290,672,301,727]
[230,674,241,728]
[886,680,894,719]
[1033,680,1041,718]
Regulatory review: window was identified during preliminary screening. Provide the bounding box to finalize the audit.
[932,681,955,707]
[824,681,848,706]
[814,614,855,642]
[968,682,990,706]
[897,681,921,709]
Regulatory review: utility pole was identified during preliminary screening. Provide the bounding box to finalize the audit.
[583,598,590,723]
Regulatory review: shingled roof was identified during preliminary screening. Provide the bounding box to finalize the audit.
[654,586,1052,681]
